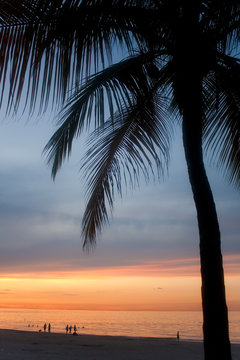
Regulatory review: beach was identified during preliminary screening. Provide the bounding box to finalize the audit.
[0,330,239,360]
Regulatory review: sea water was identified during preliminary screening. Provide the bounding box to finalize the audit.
[0,309,239,343]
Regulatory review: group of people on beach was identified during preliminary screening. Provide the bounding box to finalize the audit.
[43,323,51,333]
[66,324,77,335]
[36,322,82,335]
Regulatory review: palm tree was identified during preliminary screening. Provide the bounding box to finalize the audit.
[0,1,239,359]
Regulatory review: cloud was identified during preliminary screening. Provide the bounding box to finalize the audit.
[0,289,14,294]
[0,119,239,280]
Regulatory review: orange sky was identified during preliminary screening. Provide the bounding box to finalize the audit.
[0,255,239,311]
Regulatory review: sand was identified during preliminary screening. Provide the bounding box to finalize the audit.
[0,329,239,360]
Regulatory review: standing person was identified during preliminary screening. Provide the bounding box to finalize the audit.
[65,324,69,334]
[43,323,47,332]
[69,325,72,333]
[48,323,51,333]
[73,325,77,335]
[177,331,180,341]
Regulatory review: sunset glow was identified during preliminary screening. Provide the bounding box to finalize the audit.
[0,255,239,311]
[0,120,239,314]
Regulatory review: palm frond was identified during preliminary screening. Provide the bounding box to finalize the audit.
[200,0,240,55]
[81,94,171,248]
[0,0,160,114]
[203,54,240,188]
[43,52,167,178]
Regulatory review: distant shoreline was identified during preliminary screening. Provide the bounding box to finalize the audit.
[0,329,239,360]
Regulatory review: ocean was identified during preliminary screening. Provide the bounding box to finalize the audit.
[0,309,239,343]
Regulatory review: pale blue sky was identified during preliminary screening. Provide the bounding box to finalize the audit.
[0,111,239,276]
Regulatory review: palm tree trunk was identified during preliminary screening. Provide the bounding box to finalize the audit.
[178,2,232,358]
[182,107,232,360]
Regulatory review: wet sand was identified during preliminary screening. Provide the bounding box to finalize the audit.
[0,329,239,360]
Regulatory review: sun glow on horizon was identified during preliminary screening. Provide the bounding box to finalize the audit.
[0,255,239,311]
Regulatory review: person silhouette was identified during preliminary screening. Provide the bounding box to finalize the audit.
[48,323,51,333]
[66,324,69,334]
[43,323,47,332]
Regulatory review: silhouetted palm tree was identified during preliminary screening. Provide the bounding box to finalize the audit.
[0,1,239,359]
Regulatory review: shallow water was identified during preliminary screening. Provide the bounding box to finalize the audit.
[0,309,239,343]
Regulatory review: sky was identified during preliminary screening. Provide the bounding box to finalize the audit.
[0,109,239,311]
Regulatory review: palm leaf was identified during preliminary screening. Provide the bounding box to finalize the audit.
[43,52,168,178]
[203,54,240,187]
[0,0,160,114]
[81,93,171,248]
